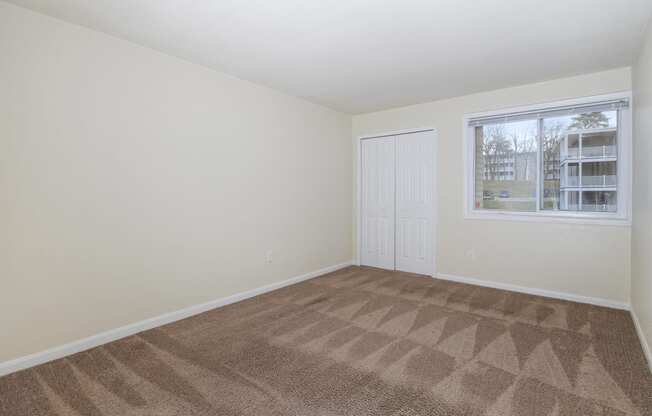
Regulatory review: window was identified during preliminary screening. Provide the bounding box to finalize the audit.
[465,93,631,224]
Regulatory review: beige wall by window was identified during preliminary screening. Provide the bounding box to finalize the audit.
[632,22,652,361]
[353,68,633,304]
[0,4,352,363]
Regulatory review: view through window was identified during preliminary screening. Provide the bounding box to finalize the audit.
[472,103,623,215]
[474,119,538,211]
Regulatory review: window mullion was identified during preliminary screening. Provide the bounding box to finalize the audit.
[536,118,543,211]
[579,133,583,212]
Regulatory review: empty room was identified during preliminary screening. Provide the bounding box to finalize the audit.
[1,1,652,415]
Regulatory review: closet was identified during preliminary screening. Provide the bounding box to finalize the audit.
[360,129,436,275]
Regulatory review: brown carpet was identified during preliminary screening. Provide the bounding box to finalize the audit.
[1,266,651,415]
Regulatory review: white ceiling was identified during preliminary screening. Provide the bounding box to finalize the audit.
[7,0,652,114]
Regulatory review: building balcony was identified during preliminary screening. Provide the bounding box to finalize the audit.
[581,145,617,159]
[561,175,617,188]
[563,204,617,212]
[560,128,617,163]
[563,147,579,160]
[561,176,579,187]
[561,145,616,162]
[581,174,617,187]
[560,187,617,213]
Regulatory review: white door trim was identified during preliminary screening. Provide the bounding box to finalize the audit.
[355,127,438,276]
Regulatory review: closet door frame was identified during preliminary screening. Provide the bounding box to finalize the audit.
[356,127,438,276]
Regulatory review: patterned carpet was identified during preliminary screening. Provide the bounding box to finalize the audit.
[1,266,651,415]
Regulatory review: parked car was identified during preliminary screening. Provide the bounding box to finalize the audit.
[499,190,510,198]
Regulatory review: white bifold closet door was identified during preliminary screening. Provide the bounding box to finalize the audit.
[360,136,396,270]
[360,130,435,275]
[395,131,434,275]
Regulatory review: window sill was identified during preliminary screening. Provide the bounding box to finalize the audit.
[464,210,631,227]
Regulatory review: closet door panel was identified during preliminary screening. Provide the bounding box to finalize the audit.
[396,131,434,275]
[360,136,395,270]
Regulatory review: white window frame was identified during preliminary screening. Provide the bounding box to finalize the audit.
[463,92,632,226]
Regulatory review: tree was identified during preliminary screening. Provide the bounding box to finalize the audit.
[509,130,536,181]
[481,125,511,180]
[568,112,609,129]
[509,133,520,181]
[542,121,563,179]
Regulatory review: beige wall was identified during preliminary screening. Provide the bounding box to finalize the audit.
[0,4,352,362]
[632,23,652,359]
[353,68,632,304]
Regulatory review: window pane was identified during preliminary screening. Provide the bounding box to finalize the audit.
[542,121,562,210]
[541,110,617,212]
[474,120,538,211]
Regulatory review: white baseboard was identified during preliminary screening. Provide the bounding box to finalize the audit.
[0,261,353,377]
[631,308,652,372]
[436,272,630,311]
[436,273,652,370]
